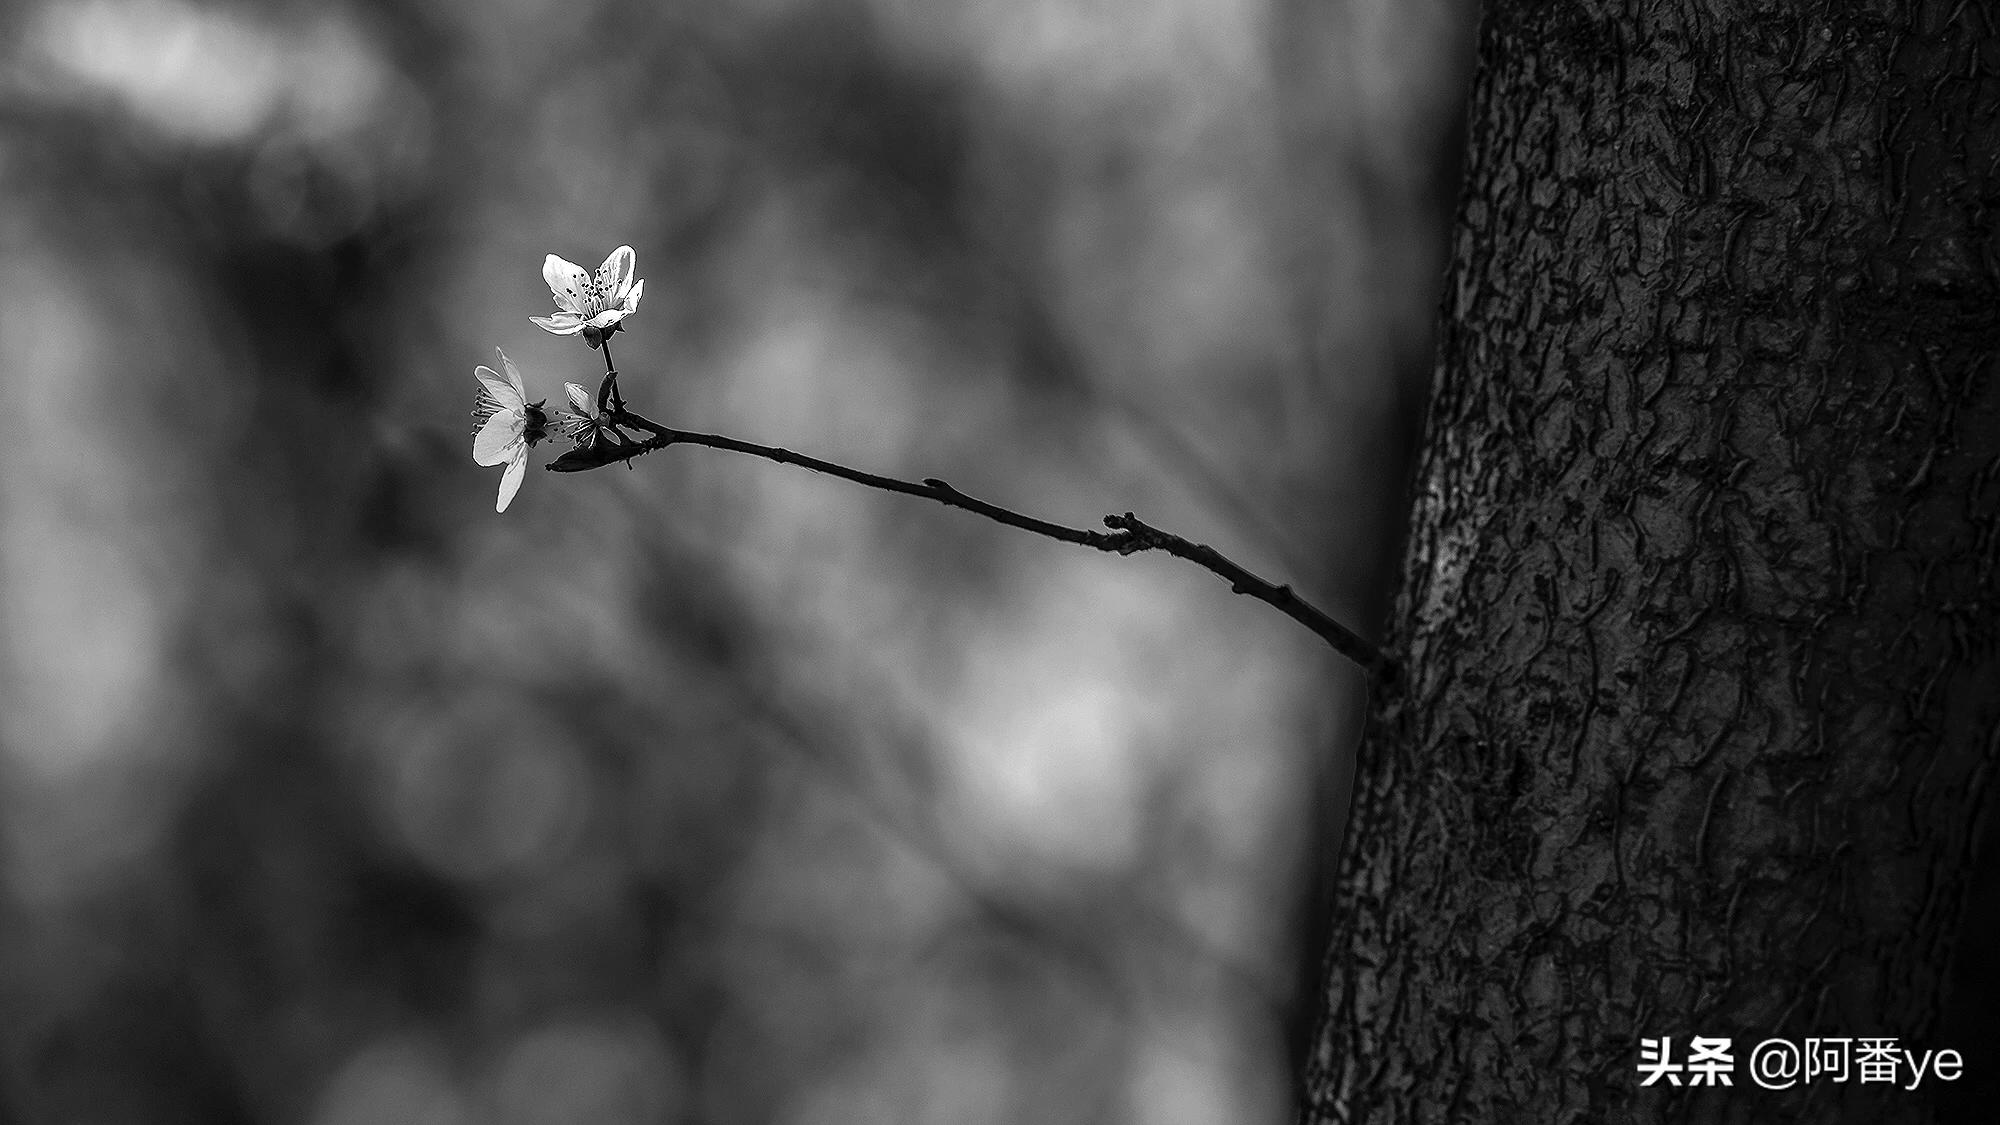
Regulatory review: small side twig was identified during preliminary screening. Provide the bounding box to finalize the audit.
[548,401,1393,681]
[1097,512,1390,680]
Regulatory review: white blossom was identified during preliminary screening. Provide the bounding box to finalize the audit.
[530,245,644,340]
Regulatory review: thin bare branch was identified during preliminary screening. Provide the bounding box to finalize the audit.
[547,403,1392,680]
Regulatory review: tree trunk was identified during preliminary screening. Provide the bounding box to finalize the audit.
[1300,2,2000,1122]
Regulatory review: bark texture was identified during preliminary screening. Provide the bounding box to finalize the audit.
[1302,1,2000,1122]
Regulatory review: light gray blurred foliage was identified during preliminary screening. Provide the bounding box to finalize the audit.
[0,0,1471,1121]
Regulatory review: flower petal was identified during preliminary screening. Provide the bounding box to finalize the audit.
[473,411,524,466]
[623,278,643,314]
[495,444,528,512]
[583,308,629,330]
[475,364,521,410]
[531,313,587,335]
[596,245,635,302]
[496,348,528,398]
[564,382,592,413]
[543,255,591,314]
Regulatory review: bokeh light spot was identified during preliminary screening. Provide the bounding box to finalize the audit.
[386,708,595,886]
[311,1037,469,1125]
[486,1016,683,1125]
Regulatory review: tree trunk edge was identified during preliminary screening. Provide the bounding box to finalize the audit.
[1300,2,2000,1123]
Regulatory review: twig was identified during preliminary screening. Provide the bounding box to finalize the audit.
[547,401,1393,680]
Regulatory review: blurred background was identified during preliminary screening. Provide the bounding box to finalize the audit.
[0,0,1472,1121]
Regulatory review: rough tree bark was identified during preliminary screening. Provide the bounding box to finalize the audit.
[1301,1,1999,1123]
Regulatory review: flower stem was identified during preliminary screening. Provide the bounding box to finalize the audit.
[548,403,1393,680]
[596,337,625,414]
